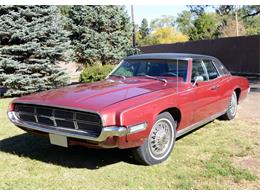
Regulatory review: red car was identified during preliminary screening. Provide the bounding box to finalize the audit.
[8,53,250,165]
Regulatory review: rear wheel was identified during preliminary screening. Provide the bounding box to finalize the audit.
[220,91,238,120]
[132,112,176,165]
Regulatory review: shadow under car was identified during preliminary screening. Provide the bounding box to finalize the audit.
[0,132,137,169]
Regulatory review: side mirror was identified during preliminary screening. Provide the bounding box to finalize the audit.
[193,76,204,86]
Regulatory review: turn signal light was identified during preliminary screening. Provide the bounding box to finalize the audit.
[8,102,15,112]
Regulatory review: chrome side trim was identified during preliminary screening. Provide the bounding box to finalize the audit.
[8,111,127,142]
[176,110,226,138]
[127,122,147,134]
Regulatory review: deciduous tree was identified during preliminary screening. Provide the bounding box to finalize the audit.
[150,15,175,30]
[176,11,193,37]
[139,27,188,46]
[189,13,221,40]
[220,18,246,37]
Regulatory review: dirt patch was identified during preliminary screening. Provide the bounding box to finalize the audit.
[236,92,260,121]
[234,156,260,177]
[233,90,260,183]
[226,180,260,190]
[57,61,84,83]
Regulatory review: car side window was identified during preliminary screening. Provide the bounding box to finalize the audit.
[213,59,230,75]
[203,60,219,80]
[191,60,208,82]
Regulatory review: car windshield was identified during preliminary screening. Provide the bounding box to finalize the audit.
[110,59,189,82]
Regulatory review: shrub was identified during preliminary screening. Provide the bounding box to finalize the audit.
[79,65,115,83]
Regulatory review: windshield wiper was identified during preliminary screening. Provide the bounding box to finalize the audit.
[144,75,168,83]
[108,74,126,80]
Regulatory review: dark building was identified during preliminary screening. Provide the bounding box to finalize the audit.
[139,35,260,79]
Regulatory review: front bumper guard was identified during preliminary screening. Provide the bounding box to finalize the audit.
[7,111,127,142]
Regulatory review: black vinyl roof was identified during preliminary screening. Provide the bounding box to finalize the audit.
[125,53,217,60]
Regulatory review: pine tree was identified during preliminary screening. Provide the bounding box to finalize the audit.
[67,5,135,65]
[0,6,70,96]
[139,18,149,39]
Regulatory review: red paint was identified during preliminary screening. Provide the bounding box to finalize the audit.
[11,60,250,149]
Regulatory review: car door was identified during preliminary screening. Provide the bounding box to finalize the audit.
[212,59,233,112]
[191,59,220,124]
[203,59,228,114]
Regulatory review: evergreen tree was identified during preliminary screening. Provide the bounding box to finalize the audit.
[67,5,135,65]
[0,5,70,96]
[139,18,149,38]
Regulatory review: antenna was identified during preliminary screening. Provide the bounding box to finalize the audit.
[131,5,136,47]
[177,59,179,93]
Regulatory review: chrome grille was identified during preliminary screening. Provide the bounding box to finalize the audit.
[14,103,102,137]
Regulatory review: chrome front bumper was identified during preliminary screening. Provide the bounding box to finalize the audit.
[8,111,127,142]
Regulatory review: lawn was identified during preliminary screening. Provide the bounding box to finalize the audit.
[0,95,259,189]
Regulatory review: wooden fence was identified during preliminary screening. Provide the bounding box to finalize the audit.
[139,35,260,79]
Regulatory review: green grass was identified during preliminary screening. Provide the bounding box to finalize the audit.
[0,98,259,189]
[205,154,257,182]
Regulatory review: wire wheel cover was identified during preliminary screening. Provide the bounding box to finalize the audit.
[229,93,237,116]
[148,118,173,159]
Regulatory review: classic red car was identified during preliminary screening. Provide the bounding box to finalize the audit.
[8,53,250,165]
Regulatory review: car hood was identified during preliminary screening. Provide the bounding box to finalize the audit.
[14,78,171,111]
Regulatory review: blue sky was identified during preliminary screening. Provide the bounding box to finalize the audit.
[125,5,215,25]
[125,5,189,25]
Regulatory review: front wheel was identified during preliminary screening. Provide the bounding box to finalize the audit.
[220,91,238,120]
[132,112,176,165]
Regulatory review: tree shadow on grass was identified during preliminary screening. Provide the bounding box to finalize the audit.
[0,133,137,169]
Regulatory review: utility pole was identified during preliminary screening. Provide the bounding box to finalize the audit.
[131,5,136,47]
[235,5,239,36]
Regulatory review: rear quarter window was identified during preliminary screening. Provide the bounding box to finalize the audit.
[203,60,219,80]
[213,59,230,75]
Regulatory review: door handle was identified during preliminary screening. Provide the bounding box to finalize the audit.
[211,85,220,90]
